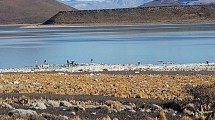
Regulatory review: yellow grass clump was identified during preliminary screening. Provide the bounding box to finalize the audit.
[180,116,193,120]
[105,100,122,111]
[159,110,167,120]
[102,115,112,120]
[70,116,81,120]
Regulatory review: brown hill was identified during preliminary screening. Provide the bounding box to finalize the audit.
[0,0,76,24]
[43,5,215,25]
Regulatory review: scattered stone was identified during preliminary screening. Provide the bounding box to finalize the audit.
[140,109,145,112]
[151,104,162,110]
[58,115,69,120]
[185,103,196,111]
[74,105,85,111]
[70,111,76,115]
[121,105,133,111]
[0,102,13,109]
[60,101,73,107]
[8,109,37,117]
[206,111,215,120]
[146,109,152,113]
[182,103,197,116]
[41,113,68,120]
[11,80,20,84]
[91,112,96,115]
[30,102,47,110]
[85,105,99,109]
[128,109,136,113]
[45,100,60,108]
[90,73,94,76]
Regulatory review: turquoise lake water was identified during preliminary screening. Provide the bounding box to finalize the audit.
[0,24,215,68]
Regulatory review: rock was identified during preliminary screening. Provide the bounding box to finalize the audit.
[182,103,197,116]
[61,105,85,112]
[41,113,68,120]
[70,111,76,115]
[185,103,196,111]
[108,109,118,113]
[206,111,215,120]
[11,80,20,84]
[140,109,145,112]
[129,109,136,113]
[0,102,13,109]
[145,109,152,113]
[90,73,94,76]
[74,105,85,111]
[30,102,47,110]
[85,105,99,109]
[58,115,69,120]
[45,100,60,108]
[151,104,163,110]
[91,112,96,115]
[60,101,73,107]
[121,105,133,111]
[8,109,37,117]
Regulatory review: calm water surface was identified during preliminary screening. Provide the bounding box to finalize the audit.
[0,24,215,68]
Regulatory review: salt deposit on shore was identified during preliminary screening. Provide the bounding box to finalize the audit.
[0,62,215,73]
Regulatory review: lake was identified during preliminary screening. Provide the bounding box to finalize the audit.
[0,24,215,68]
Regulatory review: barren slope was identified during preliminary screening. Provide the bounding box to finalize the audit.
[43,5,215,25]
[0,0,76,24]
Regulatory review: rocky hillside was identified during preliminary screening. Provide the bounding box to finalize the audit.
[0,0,76,24]
[43,5,215,25]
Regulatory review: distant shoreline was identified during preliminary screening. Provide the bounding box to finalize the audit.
[1,22,215,28]
[1,62,215,74]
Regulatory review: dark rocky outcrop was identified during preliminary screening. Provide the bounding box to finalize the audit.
[0,0,76,24]
[43,5,215,25]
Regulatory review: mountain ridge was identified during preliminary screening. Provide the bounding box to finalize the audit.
[140,0,215,7]
[59,0,215,10]
[0,0,76,24]
[140,0,181,7]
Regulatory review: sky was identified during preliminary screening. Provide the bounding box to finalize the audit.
[59,0,215,10]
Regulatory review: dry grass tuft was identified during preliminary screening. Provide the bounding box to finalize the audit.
[70,116,81,120]
[17,95,29,104]
[180,116,193,120]
[159,110,167,120]
[102,115,112,120]
[105,100,122,111]
[112,118,119,120]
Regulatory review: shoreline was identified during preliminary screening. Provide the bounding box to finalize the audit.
[1,21,215,28]
[1,62,215,74]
